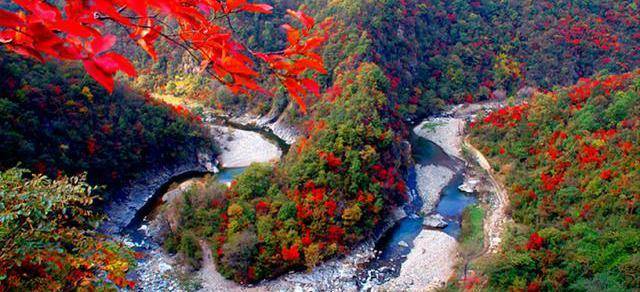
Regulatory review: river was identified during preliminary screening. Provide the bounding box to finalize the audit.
[122,115,479,291]
[358,130,477,288]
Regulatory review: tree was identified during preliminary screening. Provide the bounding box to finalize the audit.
[0,0,326,112]
[0,168,135,290]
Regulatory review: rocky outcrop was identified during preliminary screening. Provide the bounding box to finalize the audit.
[458,175,480,193]
[100,150,217,235]
[266,115,301,145]
[226,103,301,145]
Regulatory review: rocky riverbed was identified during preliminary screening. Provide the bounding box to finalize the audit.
[375,230,458,291]
[124,100,513,291]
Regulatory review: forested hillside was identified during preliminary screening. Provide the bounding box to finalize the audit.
[135,0,640,120]
[469,72,640,290]
[1,0,640,290]
[0,51,213,191]
[168,63,409,283]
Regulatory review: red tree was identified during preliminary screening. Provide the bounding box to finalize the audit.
[0,0,326,112]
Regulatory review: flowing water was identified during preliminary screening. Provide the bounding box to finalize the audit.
[361,132,477,286]
[123,118,477,289]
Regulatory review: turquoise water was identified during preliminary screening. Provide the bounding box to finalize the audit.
[438,174,477,237]
[216,167,246,184]
[363,133,477,285]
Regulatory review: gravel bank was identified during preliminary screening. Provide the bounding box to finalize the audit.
[211,125,282,168]
[197,241,377,292]
[414,117,465,161]
[416,164,455,214]
[376,230,458,291]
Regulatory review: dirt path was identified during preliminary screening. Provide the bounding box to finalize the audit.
[462,139,509,255]
[197,240,258,292]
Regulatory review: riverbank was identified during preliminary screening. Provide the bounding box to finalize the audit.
[376,230,458,291]
[210,125,282,168]
[127,100,511,291]
[130,120,285,291]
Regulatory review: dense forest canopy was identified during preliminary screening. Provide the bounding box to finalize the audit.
[0,0,639,291]
[469,72,640,290]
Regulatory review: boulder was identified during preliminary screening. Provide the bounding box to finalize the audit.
[422,214,448,229]
[458,177,480,193]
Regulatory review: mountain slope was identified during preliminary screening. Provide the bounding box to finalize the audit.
[469,72,640,290]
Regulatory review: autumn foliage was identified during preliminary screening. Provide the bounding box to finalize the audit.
[0,168,135,290]
[470,72,640,290]
[0,0,326,112]
[165,63,407,283]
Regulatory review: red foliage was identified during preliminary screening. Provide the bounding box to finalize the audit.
[481,104,528,128]
[599,169,613,180]
[528,190,538,200]
[619,141,633,153]
[327,225,344,242]
[319,151,343,168]
[255,201,270,214]
[310,187,326,202]
[579,204,591,218]
[568,74,633,106]
[324,199,337,217]
[296,203,313,220]
[527,280,541,292]
[562,216,574,227]
[540,172,564,191]
[281,244,300,261]
[302,229,312,246]
[525,232,544,250]
[86,137,97,155]
[0,0,325,113]
[577,144,606,166]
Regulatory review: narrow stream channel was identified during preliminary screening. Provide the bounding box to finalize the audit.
[360,131,477,286]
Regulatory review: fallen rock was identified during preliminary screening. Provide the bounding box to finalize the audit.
[458,177,480,193]
[423,214,448,229]
[398,240,409,248]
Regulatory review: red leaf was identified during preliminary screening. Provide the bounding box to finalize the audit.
[7,44,45,62]
[283,79,307,113]
[242,3,273,14]
[83,59,114,93]
[14,0,60,22]
[52,20,98,38]
[301,78,320,97]
[281,24,300,46]
[91,35,117,54]
[226,0,247,12]
[287,9,315,31]
[294,58,327,74]
[93,0,132,26]
[95,52,137,77]
[0,9,24,27]
[126,0,147,17]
